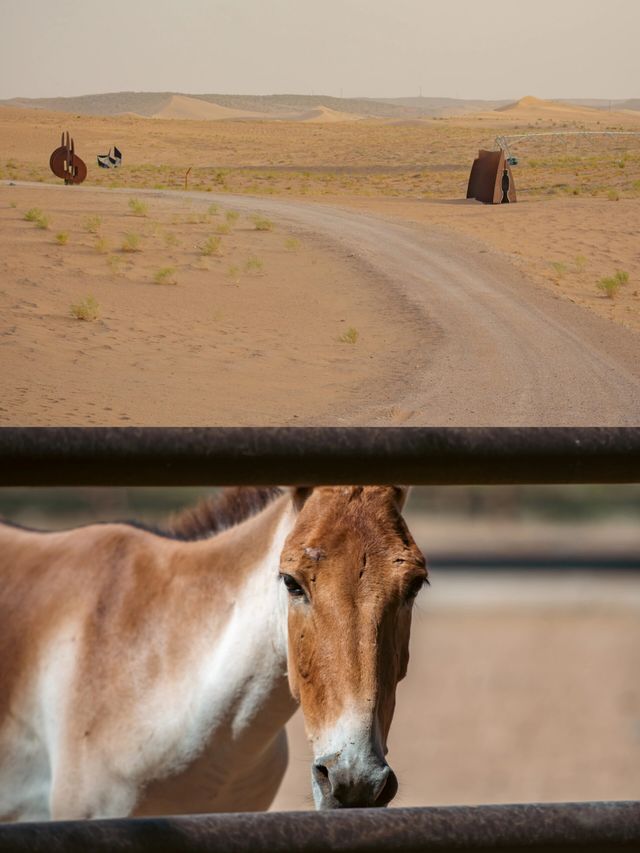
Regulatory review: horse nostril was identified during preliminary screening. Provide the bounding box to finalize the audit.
[312,762,332,800]
[375,767,398,806]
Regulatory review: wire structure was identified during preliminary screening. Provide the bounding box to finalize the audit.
[495,131,640,164]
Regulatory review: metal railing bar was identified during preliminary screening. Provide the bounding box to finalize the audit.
[0,801,638,852]
[0,427,639,486]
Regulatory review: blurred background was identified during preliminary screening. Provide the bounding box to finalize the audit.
[1,485,638,807]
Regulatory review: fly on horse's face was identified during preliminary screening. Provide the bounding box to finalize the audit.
[279,486,427,809]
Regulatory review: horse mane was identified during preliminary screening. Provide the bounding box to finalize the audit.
[167,487,285,541]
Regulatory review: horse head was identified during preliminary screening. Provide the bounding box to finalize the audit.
[280,486,427,809]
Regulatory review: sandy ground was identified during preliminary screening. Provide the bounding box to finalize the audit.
[2,183,640,425]
[0,185,424,425]
[272,571,640,809]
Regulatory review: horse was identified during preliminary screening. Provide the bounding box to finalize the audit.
[0,486,427,821]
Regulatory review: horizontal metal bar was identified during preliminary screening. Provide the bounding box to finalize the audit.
[0,428,639,486]
[1,802,638,852]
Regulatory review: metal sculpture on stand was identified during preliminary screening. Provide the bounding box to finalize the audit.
[97,146,122,169]
[49,131,87,184]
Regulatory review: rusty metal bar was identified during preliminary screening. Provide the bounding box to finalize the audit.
[0,427,639,487]
[0,802,638,852]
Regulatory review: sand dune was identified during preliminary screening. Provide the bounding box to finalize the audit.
[497,95,604,119]
[449,94,640,128]
[295,105,365,123]
[151,94,269,121]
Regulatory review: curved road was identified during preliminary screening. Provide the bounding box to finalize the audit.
[196,191,640,425]
[17,182,640,425]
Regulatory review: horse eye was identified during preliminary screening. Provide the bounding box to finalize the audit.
[280,574,305,597]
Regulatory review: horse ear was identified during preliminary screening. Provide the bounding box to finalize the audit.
[290,487,313,512]
[393,486,411,510]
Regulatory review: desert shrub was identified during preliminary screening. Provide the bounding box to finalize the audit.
[153,267,177,285]
[339,327,359,344]
[284,237,300,251]
[55,232,69,246]
[245,255,264,273]
[597,270,630,299]
[106,255,124,275]
[252,215,274,232]
[227,264,241,283]
[574,255,587,274]
[216,223,231,235]
[164,231,180,248]
[128,198,148,216]
[207,203,219,215]
[95,237,110,253]
[200,236,222,256]
[550,261,567,278]
[607,189,620,202]
[70,295,100,321]
[24,207,49,228]
[225,210,240,226]
[83,215,102,234]
[121,232,141,252]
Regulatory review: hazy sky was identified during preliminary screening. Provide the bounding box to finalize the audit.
[1,0,638,101]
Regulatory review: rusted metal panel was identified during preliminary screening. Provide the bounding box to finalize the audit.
[0,801,638,852]
[0,427,638,486]
[467,149,516,204]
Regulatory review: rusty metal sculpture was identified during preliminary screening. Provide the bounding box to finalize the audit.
[49,131,87,185]
[467,149,516,204]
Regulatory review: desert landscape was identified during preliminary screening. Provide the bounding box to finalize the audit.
[1,93,640,424]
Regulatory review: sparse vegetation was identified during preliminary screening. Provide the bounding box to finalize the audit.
[252,215,274,232]
[153,266,178,285]
[54,231,69,246]
[216,223,231,235]
[607,189,620,202]
[83,215,102,234]
[200,235,222,256]
[339,326,359,344]
[597,270,630,299]
[128,197,148,216]
[95,237,110,254]
[284,237,300,251]
[227,264,241,283]
[574,255,587,274]
[70,295,100,321]
[106,255,124,275]
[207,203,219,215]
[9,201,17,209]
[121,232,141,253]
[550,261,568,279]
[164,231,180,249]
[24,208,49,229]
[225,210,240,227]
[245,255,264,273]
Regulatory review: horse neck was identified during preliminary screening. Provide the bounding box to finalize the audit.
[185,493,298,743]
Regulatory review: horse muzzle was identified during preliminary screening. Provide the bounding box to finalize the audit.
[311,753,398,809]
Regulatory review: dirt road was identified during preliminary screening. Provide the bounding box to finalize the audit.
[184,190,640,425]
